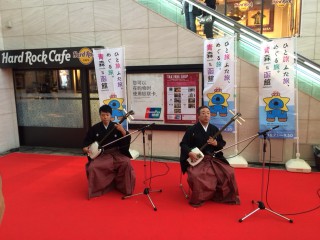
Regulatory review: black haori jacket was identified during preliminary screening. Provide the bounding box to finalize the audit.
[83,121,132,161]
[179,122,227,173]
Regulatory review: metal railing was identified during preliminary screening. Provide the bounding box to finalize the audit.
[136,0,320,100]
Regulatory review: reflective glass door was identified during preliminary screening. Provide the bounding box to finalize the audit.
[218,0,300,38]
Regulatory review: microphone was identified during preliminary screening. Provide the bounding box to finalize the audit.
[258,125,279,136]
[146,123,156,128]
[123,109,134,122]
[139,123,156,132]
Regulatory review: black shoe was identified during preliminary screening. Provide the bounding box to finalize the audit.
[190,201,204,208]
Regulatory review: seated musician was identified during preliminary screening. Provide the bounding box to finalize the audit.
[82,105,136,199]
[180,106,240,207]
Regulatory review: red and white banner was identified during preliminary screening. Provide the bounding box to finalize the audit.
[93,47,128,123]
[259,38,295,138]
[203,37,236,131]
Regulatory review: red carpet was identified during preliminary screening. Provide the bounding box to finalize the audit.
[0,152,319,240]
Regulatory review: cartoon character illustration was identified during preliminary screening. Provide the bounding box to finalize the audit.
[207,87,230,117]
[263,91,290,122]
[103,94,124,122]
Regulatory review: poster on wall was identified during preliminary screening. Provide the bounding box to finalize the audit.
[164,73,200,124]
[259,38,296,138]
[247,7,274,32]
[127,73,164,121]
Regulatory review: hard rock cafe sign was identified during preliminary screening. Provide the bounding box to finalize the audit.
[234,1,253,12]
[272,0,293,7]
[235,0,292,11]
[0,46,100,69]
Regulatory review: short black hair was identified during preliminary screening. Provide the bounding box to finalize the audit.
[99,105,112,115]
[197,106,210,115]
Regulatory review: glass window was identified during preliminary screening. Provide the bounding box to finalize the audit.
[88,69,100,125]
[222,0,300,38]
[14,69,84,128]
[58,70,71,90]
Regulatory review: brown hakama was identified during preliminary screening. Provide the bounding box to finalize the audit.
[187,155,240,205]
[86,150,136,199]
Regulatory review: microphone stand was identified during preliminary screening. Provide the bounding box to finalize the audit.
[122,123,162,211]
[238,127,293,223]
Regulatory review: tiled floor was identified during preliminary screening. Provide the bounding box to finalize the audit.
[5,146,83,157]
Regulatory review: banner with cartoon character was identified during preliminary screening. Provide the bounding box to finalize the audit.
[93,47,128,125]
[259,38,295,138]
[203,37,236,131]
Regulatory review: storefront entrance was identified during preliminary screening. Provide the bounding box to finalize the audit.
[217,0,301,38]
[0,47,102,148]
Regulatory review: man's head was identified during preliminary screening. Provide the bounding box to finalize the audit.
[99,105,112,125]
[197,106,211,125]
[99,105,112,115]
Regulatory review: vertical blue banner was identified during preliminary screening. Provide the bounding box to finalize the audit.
[259,38,296,138]
[203,37,236,131]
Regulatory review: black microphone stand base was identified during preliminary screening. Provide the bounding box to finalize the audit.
[121,124,162,211]
[239,131,293,223]
[122,188,162,211]
[239,200,293,223]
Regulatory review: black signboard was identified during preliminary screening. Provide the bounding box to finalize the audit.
[0,46,103,69]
